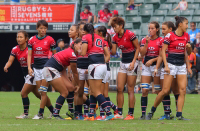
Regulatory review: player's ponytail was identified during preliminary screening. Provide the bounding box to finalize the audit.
[175,16,187,29]
[150,21,160,37]
[83,23,94,43]
[98,26,112,49]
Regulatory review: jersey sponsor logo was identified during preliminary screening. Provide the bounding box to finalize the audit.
[148,47,155,50]
[178,43,184,47]
[176,43,185,50]
[119,45,125,50]
[20,57,25,60]
[36,47,42,50]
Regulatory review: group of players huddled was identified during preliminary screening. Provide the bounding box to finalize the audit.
[4,15,193,121]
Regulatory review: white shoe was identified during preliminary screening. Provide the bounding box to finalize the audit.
[16,114,29,119]
[32,114,43,119]
[47,113,53,119]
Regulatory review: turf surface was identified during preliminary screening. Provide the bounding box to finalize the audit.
[0,92,199,131]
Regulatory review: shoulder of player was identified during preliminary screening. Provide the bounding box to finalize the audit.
[28,35,36,42]
[12,45,19,51]
[46,35,55,41]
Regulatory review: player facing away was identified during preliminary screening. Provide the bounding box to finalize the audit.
[4,31,41,119]
[27,20,56,119]
[95,26,118,120]
[154,21,179,120]
[111,17,140,120]
[147,16,192,120]
[139,21,162,120]
[43,38,82,120]
[81,23,114,121]
[73,22,91,120]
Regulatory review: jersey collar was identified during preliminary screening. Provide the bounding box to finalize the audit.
[36,35,47,40]
[118,29,126,38]
[173,31,184,37]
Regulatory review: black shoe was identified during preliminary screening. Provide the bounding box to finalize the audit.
[175,116,190,120]
[140,115,146,120]
[146,112,154,120]
[53,115,65,120]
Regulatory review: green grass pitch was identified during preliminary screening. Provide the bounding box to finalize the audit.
[0,92,199,131]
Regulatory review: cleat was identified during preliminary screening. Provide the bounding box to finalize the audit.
[146,112,154,120]
[16,114,29,119]
[66,111,74,120]
[47,113,53,119]
[32,114,43,119]
[158,114,171,120]
[83,115,88,118]
[84,116,95,121]
[124,115,134,120]
[175,116,190,120]
[77,115,84,120]
[139,115,146,120]
[114,113,124,119]
[170,113,174,119]
[53,115,65,120]
[64,117,72,120]
[101,114,114,121]
[96,116,106,121]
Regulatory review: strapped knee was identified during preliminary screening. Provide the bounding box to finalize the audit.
[38,86,48,92]
[84,87,89,95]
[154,85,161,91]
[140,83,150,89]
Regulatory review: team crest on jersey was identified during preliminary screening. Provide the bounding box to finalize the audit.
[36,47,42,50]
[44,41,48,45]
[72,52,76,57]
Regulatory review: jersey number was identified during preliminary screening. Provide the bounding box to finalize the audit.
[95,39,103,48]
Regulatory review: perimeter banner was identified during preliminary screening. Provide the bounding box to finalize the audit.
[0,4,75,23]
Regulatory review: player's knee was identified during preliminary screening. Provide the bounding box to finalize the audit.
[179,87,186,95]
[117,86,124,93]
[20,91,27,98]
[142,89,148,97]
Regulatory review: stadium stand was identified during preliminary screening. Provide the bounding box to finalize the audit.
[24,0,200,40]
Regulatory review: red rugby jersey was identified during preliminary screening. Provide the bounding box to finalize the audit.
[141,37,162,65]
[164,32,190,65]
[11,45,34,76]
[98,10,112,23]
[28,35,56,69]
[82,33,106,64]
[80,11,93,20]
[112,29,137,63]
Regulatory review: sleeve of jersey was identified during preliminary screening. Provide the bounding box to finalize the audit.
[50,38,57,51]
[164,33,171,45]
[112,35,117,44]
[28,39,32,50]
[129,32,137,41]
[10,48,16,57]
[82,35,88,44]
[104,41,108,47]
[140,38,146,47]
[69,52,77,63]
